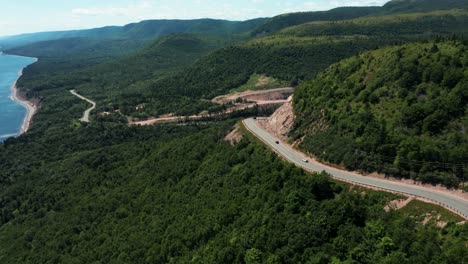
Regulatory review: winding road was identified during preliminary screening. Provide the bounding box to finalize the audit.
[243,118,468,219]
[70,90,96,122]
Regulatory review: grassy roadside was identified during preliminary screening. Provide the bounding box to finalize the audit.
[399,199,465,223]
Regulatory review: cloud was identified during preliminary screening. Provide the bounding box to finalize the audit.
[72,7,127,16]
[329,0,389,7]
[71,0,152,17]
[283,0,389,13]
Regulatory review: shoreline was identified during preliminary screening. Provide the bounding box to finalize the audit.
[10,58,39,134]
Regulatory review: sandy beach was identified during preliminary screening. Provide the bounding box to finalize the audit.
[10,60,38,134]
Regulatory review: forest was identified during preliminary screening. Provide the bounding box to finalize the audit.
[293,40,468,188]
[12,9,468,120]
[0,121,466,263]
[0,0,467,262]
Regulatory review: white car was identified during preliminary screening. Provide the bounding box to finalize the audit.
[302,159,309,163]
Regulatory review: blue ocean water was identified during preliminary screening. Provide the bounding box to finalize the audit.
[0,54,37,142]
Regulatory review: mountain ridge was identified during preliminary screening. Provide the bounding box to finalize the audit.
[0,18,267,49]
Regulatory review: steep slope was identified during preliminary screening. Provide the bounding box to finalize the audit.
[13,9,468,124]
[5,38,146,59]
[278,9,468,37]
[292,40,468,188]
[0,18,267,49]
[125,10,468,117]
[381,0,468,14]
[0,121,466,263]
[0,3,467,263]
[252,6,380,35]
[251,0,468,35]
[13,33,240,128]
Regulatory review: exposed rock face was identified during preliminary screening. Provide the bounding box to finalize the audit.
[224,124,243,145]
[258,96,295,141]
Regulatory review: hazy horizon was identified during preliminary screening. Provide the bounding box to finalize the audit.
[0,0,389,37]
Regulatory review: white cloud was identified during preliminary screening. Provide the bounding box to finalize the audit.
[72,7,127,16]
[283,0,388,13]
[329,0,389,7]
[71,0,152,17]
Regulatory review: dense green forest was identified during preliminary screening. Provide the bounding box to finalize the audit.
[251,0,468,35]
[252,6,381,35]
[14,33,248,120]
[381,0,468,14]
[0,122,466,263]
[278,10,468,37]
[0,18,267,49]
[12,9,468,120]
[122,9,468,117]
[293,40,468,188]
[0,0,466,262]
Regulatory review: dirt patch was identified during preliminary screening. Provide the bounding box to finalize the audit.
[421,214,448,227]
[255,75,272,87]
[436,221,448,228]
[212,87,293,105]
[422,214,432,225]
[224,124,243,145]
[384,197,412,212]
[257,96,295,141]
[131,87,294,126]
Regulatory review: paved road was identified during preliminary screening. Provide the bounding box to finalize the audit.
[243,118,468,219]
[70,90,96,122]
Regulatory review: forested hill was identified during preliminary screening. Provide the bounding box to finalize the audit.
[115,9,467,117]
[277,9,468,37]
[292,40,468,188]
[0,18,267,49]
[13,9,468,123]
[251,0,468,35]
[13,33,240,129]
[0,1,467,263]
[381,0,468,14]
[0,121,466,263]
[252,6,380,35]
[5,37,147,59]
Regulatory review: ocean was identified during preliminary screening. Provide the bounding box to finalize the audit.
[0,54,37,142]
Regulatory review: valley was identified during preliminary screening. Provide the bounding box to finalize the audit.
[0,0,467,263]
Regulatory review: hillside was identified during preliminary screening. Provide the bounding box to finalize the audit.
[6,37,147,59]
[17,9,468,121]
[10,9,468,129]
[278,9,468,37]
[113,9,468,118]
[0,1,467,263]
[381,0,468,14]
[292,40,468,187]
[0,18,267,50]
[251,0,468,35]
[0,121,466,263]
[252,6,380,35]
[13,33,243,127]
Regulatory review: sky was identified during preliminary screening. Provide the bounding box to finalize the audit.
[0,0,390,36]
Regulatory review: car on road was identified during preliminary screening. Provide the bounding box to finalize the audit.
[275,140,279,144]
[302,159,309,163]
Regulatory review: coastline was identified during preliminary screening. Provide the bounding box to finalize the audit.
[9,58,39,134]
